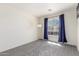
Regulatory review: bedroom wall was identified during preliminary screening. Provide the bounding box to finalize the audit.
[0,5,38,52]
[38,6,77,46]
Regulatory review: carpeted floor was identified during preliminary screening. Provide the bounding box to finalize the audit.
[0,40,79,56]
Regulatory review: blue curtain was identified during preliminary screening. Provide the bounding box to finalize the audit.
[58,14,67,43]
[44,18,48,40]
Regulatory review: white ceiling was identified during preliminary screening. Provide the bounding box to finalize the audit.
[0,3,77,17]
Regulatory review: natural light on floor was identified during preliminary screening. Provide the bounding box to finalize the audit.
[47,41,63,47]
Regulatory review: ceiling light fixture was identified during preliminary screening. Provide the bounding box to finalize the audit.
[48,9,52,12]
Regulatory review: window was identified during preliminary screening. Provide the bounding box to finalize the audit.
[48,16,59,35]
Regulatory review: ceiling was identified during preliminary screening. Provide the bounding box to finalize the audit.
[0,3,77,17]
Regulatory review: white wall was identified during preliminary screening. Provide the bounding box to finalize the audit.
[0,5,38,52]
[38,6,77,46]
[64,7,77,46]
[77,17,79,51]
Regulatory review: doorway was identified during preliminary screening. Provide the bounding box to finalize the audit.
[48,16,60,42]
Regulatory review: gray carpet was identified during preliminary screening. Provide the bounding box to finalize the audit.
[0,40,79,56]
